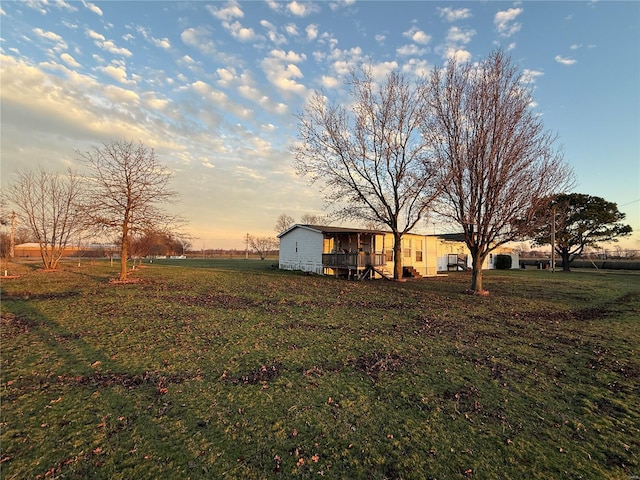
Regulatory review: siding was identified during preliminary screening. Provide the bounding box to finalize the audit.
[278,227,324,274]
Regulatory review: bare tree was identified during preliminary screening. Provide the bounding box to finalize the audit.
[79,140,181,281]
[274,213,295,234]
[248,235,278,260]
[426,49,573,294]
[4,168,84,270]
[300,213,326,225]
[292,66,439,279]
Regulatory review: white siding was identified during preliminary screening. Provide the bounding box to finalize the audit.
[278,227,324,274]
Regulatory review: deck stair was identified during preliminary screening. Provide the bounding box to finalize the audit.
[403,266,422,279]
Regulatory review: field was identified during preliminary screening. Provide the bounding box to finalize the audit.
[1,259,639,479]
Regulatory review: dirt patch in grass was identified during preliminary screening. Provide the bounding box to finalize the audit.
[223,363,281,385]
[351,352,404,381]
[176,293,262,309]
[1,312,39,338]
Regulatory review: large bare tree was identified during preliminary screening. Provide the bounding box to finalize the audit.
[80,140,181,281]
[292,66,439,279]
[426,50,573,294]
[4,168,84,270]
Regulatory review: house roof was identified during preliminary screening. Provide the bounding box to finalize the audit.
[278,224,469,242]
[277,224,388,238]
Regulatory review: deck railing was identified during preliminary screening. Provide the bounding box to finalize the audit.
[322,252,386,268]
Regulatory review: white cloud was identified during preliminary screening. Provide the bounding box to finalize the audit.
[261,49,307,96]
[321,75,340,88]
[33,27,63,43]
[86,29,105,42]
[98,64,129,83]
[375,34,386,44]
[306,24,318,41]
[329,0,355,10]
[285,23,299,36]
[152,37,171,50]
[261,20,287,45]
[371,61,398,82]
[209,1,243,21]
[403,26,431,45]
[288,1,319,17]
[82,0,102,16]
[437,25,475,62]
[181,26,216,55]
[224,20,260,42]
[401,58,429,77]
[396,44,426,57]
[446,26,475,45]
[521,68,544,84]
[494,8,523,37]
[60,52,80,68]
[555,55,577,65]
[100,40,133,57]
[438,7,472,22]
[570,44,582,50]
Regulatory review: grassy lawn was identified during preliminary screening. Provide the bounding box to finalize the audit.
[1,259,638,479]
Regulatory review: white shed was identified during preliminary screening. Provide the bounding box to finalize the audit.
[277,225,325,274]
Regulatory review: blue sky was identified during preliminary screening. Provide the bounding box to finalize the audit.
[1,1,638,249]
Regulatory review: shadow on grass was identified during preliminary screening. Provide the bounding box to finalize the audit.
[1,297,218,479]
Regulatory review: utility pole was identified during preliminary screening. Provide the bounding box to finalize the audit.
[9,211,16,259]
[551,205,556,273]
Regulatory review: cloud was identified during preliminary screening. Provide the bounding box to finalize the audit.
[86,29,105,42]
[152,37,171,50]
[321,75,339,88]
[82,0,102,16]
[396,44,427,57]
[261,49,307,96]
[371,61,398,82]
[521,68,544,84]
[401,58,429,77]
[446,26,475,45]
[261,20,287,45]
[181,26,216,55]
[99,40,133,57]
[224,20,260,42]
[288,1,319,17]
[437,25,475,61]
[555,55,577,65]
[60,52,80,68]
[403,26,431,45]
[32,27,63,43]
[375,34,385,44]
[209,1,243,21]
[98,64,130,84]
[494,8,523,37]
[329,0,355,10]
[306,24,318,41]
[438,7,472,22]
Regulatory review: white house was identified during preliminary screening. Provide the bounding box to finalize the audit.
[278,224,519,279]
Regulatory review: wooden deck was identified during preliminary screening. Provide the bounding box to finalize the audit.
[322,252,386,269]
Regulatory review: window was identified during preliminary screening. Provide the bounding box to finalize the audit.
[416,240,423,262]
[404,238,412,258]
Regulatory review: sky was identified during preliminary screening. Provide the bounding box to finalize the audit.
[1,0,639,250]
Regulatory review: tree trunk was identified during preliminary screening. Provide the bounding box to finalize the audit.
[470,252,487,294]
[561,250,571,272]
[120,227,129,281]
[393,232,403,280]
